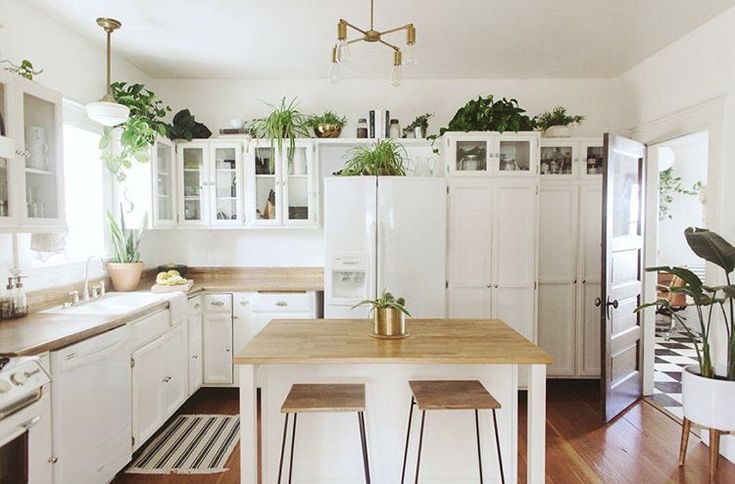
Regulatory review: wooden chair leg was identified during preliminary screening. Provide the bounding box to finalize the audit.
[709,428,721,482]
[678,418,691,467]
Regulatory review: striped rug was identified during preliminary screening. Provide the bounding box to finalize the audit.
[126,414,240,475]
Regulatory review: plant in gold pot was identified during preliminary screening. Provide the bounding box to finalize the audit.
[353,289,411,338]
[105,207,146,291]
[306,111,346,138]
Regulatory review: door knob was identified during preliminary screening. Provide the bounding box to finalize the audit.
[607,298,619,309]
[594,297,602,307]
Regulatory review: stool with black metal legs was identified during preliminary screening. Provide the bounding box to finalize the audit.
[277,383,371,484]
[400,380,505,484]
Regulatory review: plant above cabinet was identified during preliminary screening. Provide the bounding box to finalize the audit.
[251,97,309,164]
[167,109,212,141]
[0,57,43,80]
[439,95,537,135]
[100,82,171,182]
[536,106,585,131]
[339,139,408,176]
[306,111,346,139]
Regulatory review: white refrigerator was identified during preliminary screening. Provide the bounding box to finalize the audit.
[325,176,447,318]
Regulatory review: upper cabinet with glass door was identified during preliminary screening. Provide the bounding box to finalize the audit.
[152,138,176,227]
[209,140,244,226]
[177,141,209,226]
[444,132,538,177]
[540,137,603,179]
[0,71,18,229]
[245,139,317,227]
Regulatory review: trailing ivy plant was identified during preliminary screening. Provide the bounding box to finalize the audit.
[0,57,43,80]
[403,112,433,136]
[536,106,585,131]
[100,82,171,182]
[658,167,703,220]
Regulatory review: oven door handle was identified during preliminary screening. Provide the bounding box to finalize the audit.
[19,415,41,430]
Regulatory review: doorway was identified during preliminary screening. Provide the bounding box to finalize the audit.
[645,131,709,419]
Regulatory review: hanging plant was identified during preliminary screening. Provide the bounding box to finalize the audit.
[100,82,171,182]
[0,57,43,80]
[658,167,703,220]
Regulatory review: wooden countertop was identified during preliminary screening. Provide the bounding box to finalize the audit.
[1,267,324,357]
[234,319,553,365]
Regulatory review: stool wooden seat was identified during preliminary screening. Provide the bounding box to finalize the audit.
[278,383,371,484]
[281,383,366,413]
[401,380,505,484]
[410,380,501,410]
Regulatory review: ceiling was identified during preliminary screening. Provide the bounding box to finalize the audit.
[28,0,735,79]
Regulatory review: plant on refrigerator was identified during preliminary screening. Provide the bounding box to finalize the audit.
[340,139,408,176]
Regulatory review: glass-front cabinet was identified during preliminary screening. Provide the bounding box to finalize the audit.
[445,132,538,177]
[177,141,209,225]
[539,138,603,178]
[245,139,317,227]
[209,140,243,225]
[0,72,17,229]
[152,138,176,226]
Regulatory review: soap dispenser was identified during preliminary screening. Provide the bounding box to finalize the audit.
[0,276,13,320]
[12,272,28,318]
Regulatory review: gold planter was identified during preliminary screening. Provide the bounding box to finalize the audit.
[372,308,408,338]
[313,123,342,138]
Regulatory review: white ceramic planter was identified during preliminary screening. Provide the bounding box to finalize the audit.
[543,125,571,138]
[682,365,735,430]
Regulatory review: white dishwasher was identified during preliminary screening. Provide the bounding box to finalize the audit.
[50,325,132,484]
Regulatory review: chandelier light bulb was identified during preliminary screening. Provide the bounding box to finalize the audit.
[404,43,417,68]
[329,62,342,84]
[337,39,351,64]
[390,64,403,87]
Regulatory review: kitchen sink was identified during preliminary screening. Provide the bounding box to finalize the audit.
[41,292,167,316]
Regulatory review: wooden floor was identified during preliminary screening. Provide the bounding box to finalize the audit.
[115,381,735,483]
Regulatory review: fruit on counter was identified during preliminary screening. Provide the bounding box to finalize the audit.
[156,270,188,286]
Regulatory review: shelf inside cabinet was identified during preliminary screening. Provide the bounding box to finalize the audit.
[25,167,55,176]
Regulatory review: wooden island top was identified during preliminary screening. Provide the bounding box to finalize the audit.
[234,318,553,365]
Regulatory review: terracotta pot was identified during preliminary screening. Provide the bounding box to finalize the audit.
[682,365,735,431]
[107,262,144,292]
[543,125,571,138]
[373,308,406,336]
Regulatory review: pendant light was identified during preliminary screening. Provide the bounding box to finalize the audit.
[86,18,130,127]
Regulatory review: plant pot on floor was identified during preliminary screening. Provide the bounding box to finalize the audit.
[373,307,407,337]
[543,125,571,138]
[107,262,144,292]
[682,365,735,431]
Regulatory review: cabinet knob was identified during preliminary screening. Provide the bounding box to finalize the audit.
[573,279,578,284]
[239,300,249,306]
[194,303,200,310]
[210,300,225,307]
[225,348,231,353]
[494,283,499,289]
[49,457,58,464]
[582,279,586,284]
[192,355,198,360]
[275,301,288,307]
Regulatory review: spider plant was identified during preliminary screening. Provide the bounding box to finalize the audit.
[340,139,407,176]
[352,289,412,317]
[251,97,309,167]
[106,206,146,263]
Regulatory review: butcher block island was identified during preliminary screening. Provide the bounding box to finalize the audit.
[235,319,552,484]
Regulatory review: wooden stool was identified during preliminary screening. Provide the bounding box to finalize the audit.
[400,380,505,484]
[277,383,371,484]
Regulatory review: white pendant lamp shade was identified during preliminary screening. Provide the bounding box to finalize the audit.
[87,99,130,127]
[88,17,129,126]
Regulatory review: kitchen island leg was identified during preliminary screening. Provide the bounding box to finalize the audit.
[240,364,258,484]
[527,364,546,484]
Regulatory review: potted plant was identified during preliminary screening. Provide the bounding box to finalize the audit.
[353,289,411,337]
[251,97,309,169]
[99,82,171,182]
[536,106,585,138]
[438,95,537,135]
[403,112,433,139]
[166,109,212,141]
[306,111,347,138]
[105,207,147,291]
[339,139,408,176]
[637,228,735,444]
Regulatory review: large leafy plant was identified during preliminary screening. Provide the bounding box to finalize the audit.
[251,97,308,163]
[305,111,346,129]
[438,95,536,135]
[658,167,703,221]
[106,206,146,263]
[536,106,585,131]
[167,109,212,141]
[340,139,407,176]
[637,228,735,380]
[100,82,171,182]
[353,289,412,317]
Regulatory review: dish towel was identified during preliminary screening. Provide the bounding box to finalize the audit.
[160,292,188,326]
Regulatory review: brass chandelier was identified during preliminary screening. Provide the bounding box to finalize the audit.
[329,0,417,86]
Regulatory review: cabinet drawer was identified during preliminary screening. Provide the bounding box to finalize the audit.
[203,294,232,313]
[130,309,171,350]
[188,296,202,317]
[254,292,315,313]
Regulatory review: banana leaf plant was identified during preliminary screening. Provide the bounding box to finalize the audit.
[636,227,735,380]
[352,288,412,316]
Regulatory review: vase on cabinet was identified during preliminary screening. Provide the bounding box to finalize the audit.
[543,125,571,138]
[107,262,144,291]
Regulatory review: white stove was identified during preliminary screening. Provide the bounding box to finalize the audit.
[0,356,52,484]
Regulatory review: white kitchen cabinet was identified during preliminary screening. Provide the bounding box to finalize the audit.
[447,179,538,341]
[245,139,318,227]
[177,140,210,225]
[444,131,539,178]
[537,180,602,378]
[209,140,244,225]
[125,136,176,229]
[187,295,203,395]
[233,292,255,385]
[131,323,187,450]
[202,293,234,385]
[539,137,603,179]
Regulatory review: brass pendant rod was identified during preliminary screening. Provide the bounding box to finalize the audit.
[106,29,112,95]
[377,24,412,36]
[377,38,400,52]
[370,0,375,30]
[342,19,368,36]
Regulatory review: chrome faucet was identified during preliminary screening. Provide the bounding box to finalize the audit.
[83,256,106,301]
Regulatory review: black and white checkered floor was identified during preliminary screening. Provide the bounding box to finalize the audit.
[650,327,699,419]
